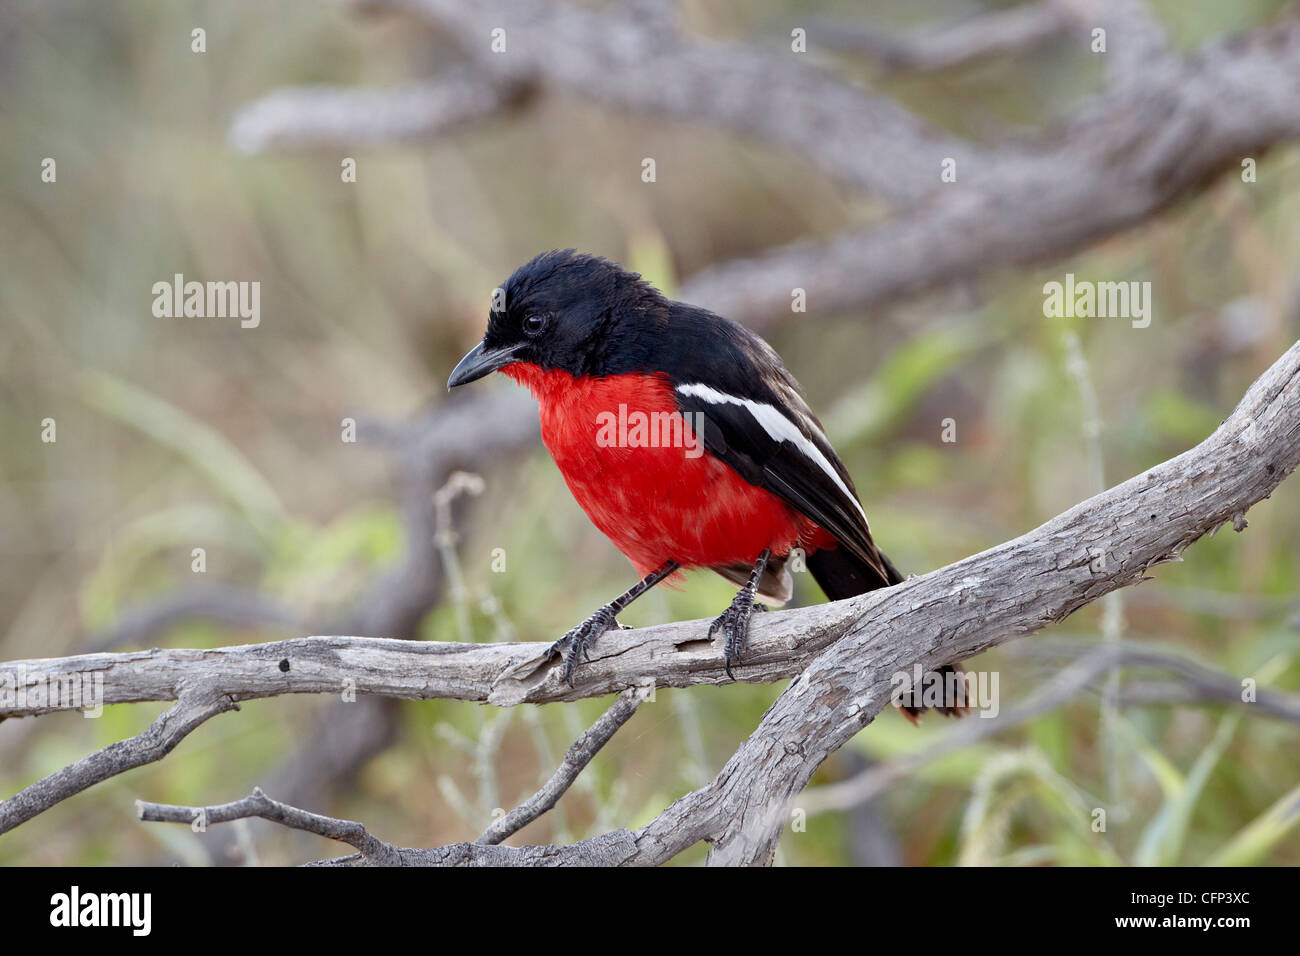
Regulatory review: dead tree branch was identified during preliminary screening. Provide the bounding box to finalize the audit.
[137,787,404,864]
[141,784,643,866]
[0,687,239,835]
[679,15,1300,326]
[4,340,1298,860]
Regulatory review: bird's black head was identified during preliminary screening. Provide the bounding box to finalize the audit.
[447,249,664,388]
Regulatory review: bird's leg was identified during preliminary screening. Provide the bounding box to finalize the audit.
[709,549,770,681]
[550,561,680,685]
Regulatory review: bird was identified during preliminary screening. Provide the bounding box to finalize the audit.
[448,249,962,716]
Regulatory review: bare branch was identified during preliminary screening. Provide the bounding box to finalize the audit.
[1061,0,1177,89]
[4,340,1297,858]
[1121,679,1267,711]
[142,616,1300,865]
[141,785,644,865]
[477,685,649,845]
[1126,584,1300,622]
[307,829,643,866]
[137,786,402,864]
[230,72,529,153]
[0,687,238,835]
[811,2,1073,73]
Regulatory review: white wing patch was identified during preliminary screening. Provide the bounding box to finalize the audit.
[676,382,868,526]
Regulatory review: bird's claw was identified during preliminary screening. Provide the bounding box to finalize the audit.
[550,605,619,685]
[709,589,757,681]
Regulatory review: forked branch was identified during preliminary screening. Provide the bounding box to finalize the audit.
[3,341,1297,862]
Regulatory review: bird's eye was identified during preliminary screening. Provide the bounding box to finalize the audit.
[522,314,547,336]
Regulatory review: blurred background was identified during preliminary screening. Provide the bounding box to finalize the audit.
[1,0,1298,866]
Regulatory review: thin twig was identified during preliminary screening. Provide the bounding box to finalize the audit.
[137,787,402,864]
[0,687,238,835]
[478,686,649,845]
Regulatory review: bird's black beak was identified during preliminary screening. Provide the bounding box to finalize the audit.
[447,342,522,390]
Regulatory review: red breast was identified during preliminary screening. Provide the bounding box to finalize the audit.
[502,363,824,577]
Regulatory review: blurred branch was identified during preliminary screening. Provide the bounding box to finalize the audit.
[679,16,1300,325]
[1058,0,1177,90]
[234,2,1300,328]
[1126,584,1300,623]
[1010,637,1300,724]
[82,586,299,655]
[1120,679,1281,711]
[837,751,902,866]
[230,73,530,153]
[801,646,1125,817]
[338,389,536,640]
[800,641,1300,818]
[809,1,1074,73]
[250,0,984,204]
[4,340,1298,861]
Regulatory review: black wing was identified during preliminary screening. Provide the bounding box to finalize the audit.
[608,297,888,581]
[674,380,889,582]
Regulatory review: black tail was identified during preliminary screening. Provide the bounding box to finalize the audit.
[807,545,966,721]
[806,544,903,601]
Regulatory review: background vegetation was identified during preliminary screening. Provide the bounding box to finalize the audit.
[1,0,1297,865]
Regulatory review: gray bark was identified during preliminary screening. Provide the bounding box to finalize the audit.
[4,340,1298,861]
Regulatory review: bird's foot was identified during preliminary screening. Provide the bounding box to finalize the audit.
[549,605,620,685]
[709,588,757,681]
